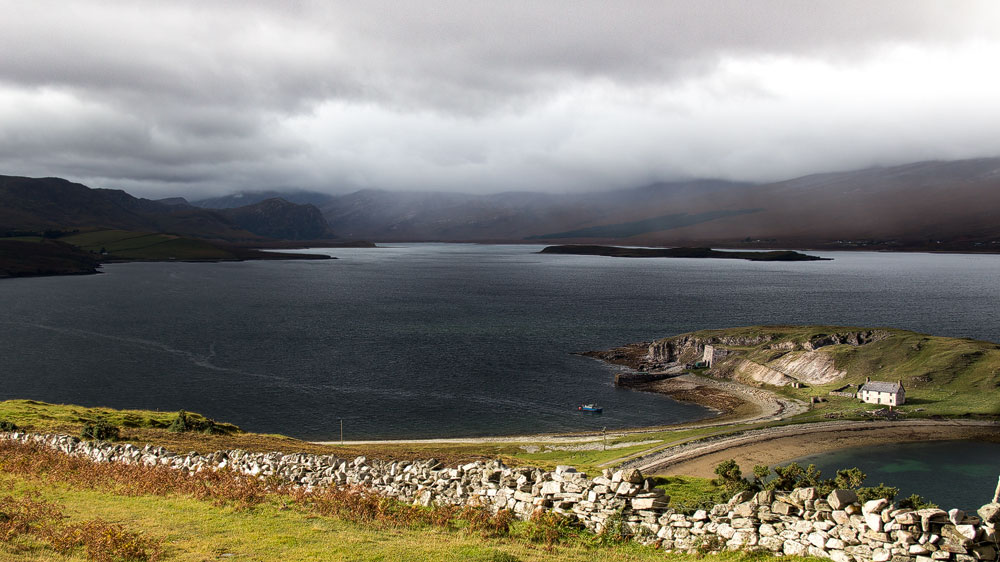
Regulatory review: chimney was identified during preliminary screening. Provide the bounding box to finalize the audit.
[866,376,871,383]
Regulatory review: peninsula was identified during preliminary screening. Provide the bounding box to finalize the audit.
[539,245,829,261]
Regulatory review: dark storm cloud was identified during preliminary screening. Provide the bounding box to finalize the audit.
[1,1,999,197]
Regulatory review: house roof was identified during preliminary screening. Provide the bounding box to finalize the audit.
[860,381,903,394]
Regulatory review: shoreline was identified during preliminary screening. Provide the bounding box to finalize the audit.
[314,350,999,480]
[625,419,1000,478]
[313,372,800,447]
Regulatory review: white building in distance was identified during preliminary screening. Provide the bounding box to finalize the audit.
[857,377,905,406]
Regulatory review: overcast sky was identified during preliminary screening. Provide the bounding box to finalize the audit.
[2,1,1000,198]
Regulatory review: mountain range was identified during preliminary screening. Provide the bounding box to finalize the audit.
[188,157,1000,250]
[3,157,1000,252]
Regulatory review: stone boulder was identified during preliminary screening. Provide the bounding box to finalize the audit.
[979,503,1000,525]
[827,489,858,510]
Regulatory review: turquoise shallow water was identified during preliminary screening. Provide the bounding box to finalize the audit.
[1,244,999,439]
[789,440,1000,512]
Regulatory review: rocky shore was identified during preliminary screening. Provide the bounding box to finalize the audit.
[3,430,998,562]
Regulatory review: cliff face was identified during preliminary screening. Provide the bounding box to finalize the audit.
[743,351,846,386]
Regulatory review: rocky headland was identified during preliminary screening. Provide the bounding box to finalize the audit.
[583,326,1000,423]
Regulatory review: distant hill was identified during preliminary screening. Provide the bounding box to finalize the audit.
[155,197,194,208]
[0,175,337,242]
[0,239,102,278]
[193,190,334,209]
[0,175,257,240]
[217,198,334,240]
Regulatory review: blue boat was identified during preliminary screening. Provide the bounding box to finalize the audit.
[578,403,602,413]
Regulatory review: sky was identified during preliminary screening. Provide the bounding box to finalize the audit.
[2,1,1000,199]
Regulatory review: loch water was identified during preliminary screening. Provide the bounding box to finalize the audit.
[2,244,999,440]
[790,440,1000,512]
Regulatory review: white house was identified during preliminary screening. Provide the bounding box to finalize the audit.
[857,377,905,406]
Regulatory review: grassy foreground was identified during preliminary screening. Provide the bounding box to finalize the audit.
[0,438,812,562]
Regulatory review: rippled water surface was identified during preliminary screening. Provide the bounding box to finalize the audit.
[2,244,999,439]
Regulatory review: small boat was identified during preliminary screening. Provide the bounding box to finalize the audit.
[578,403,603,413]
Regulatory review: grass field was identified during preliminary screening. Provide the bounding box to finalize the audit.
[61,230,236,260]
[0,438,815,562]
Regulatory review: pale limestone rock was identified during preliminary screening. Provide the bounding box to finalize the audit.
[872,547,892,562]
[866,512,885,532]
[829,489,859,510]
[865,498,890,515]
[784,540,807,556]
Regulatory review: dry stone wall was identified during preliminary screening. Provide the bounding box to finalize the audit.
[3,431,997,562]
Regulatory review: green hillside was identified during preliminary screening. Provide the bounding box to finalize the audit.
[62,230,237,260]
[0,239,102,277]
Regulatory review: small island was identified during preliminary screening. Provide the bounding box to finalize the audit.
[539,245,829,261]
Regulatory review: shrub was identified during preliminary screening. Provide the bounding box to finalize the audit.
[1,492,161,561]
[168,410,228,434]
[80,420,119,441]
[0,420,18,432]
[0,493,63,541]
[898,493,937,510]
[593,508,630,546]
[168,410,190,433]
[461,506,514,538]
[712,459,756,498]
[522,510,579,549]
[857,483,899,503]
[759,462,868,496]
[834,467,867,490]
[0,439,272,511]
[47,519,162,562]
[693,533,725,555]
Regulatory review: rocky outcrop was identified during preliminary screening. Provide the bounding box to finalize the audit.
[804,331,890,351]
[3,430,997,562]
[646,334,775,366]
[644,330,888,388]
